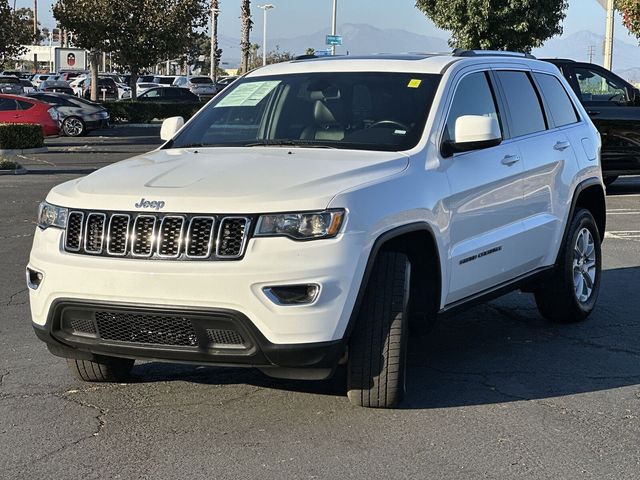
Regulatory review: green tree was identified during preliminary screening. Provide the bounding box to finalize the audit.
[0,2,38,63]
[619,0,640,42]
[53,0,110,100]
[54,0,209,99]
[248,45,295,70]
[415,0,568,52]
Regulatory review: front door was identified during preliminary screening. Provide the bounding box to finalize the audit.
[442,70,526,305]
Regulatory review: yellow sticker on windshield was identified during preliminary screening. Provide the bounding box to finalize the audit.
[407,79,422,88]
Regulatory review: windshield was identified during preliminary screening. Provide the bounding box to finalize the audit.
[168,72,441,152]
[191,77,213,84]
[0,77,20,84]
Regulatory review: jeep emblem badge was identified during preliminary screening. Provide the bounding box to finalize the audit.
[134,198,166,210]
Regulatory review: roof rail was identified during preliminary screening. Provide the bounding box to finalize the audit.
[293,54,318,61]
[452,49,536,59]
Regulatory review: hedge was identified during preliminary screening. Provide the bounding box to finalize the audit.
[0,123,44,150]
[101,101,205,124]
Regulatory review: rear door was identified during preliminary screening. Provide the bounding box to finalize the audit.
[442,70,528,305]
[564,63,640,177]
[494,70,579,270]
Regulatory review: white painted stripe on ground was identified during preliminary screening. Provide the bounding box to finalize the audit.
[605,231,640,242]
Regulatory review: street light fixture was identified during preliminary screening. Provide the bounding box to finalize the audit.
[257,4,275,67]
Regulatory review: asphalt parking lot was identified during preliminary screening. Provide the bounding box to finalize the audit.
[1,130,639,479]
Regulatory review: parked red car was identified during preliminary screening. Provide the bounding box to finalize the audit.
[0,93,60,136]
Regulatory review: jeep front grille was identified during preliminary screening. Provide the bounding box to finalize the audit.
[63,210,251,261]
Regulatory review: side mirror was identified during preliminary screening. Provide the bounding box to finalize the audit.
[442,115,502,157]
[160,116,185,141]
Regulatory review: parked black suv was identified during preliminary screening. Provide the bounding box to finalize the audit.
[545,59,640,185]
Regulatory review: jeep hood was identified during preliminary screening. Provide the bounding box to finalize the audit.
[47,147,409,212]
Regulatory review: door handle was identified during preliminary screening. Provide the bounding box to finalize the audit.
[501,155,520,166]
[554,141,571,151]
[587,110,600,116]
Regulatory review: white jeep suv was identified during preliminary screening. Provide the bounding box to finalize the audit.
[28,51,606,408]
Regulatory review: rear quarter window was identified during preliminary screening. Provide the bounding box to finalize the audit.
[534,73,580,127]
[496,71,547,138]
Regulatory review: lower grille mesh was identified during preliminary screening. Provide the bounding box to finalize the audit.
[95,311,198,346]
[206,328,245,346]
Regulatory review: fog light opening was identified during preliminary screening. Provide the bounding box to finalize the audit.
[26,268,44,290]
[263,284,320,306]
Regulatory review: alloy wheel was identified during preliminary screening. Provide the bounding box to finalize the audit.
[572,227,597,303]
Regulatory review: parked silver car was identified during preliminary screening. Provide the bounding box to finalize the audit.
[0,76,24,95]
[27,92,110,137]
[173,76,218,98]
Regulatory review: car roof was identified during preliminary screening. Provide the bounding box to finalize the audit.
[246,51,560,78]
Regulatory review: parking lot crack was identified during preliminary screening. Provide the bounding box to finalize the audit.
[0,370,8,388]
[4,288,28,307]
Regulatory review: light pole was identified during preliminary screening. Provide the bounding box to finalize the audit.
[210,1,219,82]
[331,0,337,55]
[596,0,615,70]
[257,4,275,66]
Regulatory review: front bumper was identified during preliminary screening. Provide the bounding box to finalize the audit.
[28,227,368,346]
[33,299,344,379]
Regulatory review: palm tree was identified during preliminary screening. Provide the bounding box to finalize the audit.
[239,0,252,73]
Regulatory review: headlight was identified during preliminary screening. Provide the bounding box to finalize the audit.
[255,209,345,240]
[37,201,68,229]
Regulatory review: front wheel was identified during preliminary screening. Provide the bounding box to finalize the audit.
[62,116,86,137]
[67,356,134,382]
[347,251,410,408]
[534,209,602,323]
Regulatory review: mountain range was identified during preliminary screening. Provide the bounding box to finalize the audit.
[217,23,640,82]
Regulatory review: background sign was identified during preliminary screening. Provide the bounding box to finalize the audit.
[54,48,87,71]
[325,35,343,46]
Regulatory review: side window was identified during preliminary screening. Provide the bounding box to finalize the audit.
[573,67,628,104]
[0,98,17,111]
[534,73,580,127]
[144,89,161,98]
[444,71,501,143]
[496,71,546,138]
[17,100,34,110]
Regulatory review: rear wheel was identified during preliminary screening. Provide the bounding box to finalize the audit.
[534,209,601,323]
[62,116,86,137]
[347,251,410,408]
[67,356,134,382]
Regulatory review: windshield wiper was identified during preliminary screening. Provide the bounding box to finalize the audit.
[244,140,338,149]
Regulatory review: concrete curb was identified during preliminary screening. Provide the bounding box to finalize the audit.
[0,167,28,176]
[0,147,48,155]
[112,124,161,129]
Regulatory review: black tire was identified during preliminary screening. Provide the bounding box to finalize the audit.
[347,251,410,408]
[603,176,618,187]
[62,116,86,137]
[66,356,134,382]
[534,208,601,323]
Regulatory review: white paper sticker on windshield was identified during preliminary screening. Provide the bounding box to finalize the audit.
[216,81,280,107]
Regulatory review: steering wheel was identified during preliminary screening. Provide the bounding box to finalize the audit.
[369,120,410,131]
[607,92,625,103]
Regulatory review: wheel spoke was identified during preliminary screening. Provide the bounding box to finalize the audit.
[582,271,593,290]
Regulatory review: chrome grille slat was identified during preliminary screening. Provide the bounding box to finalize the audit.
[217,217,250,258]
[186,217,215,258]
[106,214,130,256]
[63,211,249,260]
[157,216,185,258]
[131,215,157,257]
[84,213,106,254]
[65,211,84,252]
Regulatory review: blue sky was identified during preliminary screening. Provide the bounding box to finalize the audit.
[15,0,633,43]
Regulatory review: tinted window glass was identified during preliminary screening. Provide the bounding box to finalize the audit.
[142,88,161,98]
[444,72,500,142]
[165,88,180,98]
[534,73,579,127]
[0,98,17,111]
[573,67,628,104]
[191,77,213,84]
[497,71,546,138]
[17,100,34,110]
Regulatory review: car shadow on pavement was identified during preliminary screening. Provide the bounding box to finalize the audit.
[127,266,640,409]
[606,176,640,196]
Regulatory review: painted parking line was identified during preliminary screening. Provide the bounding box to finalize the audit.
[607,209,640,216]
[605,231,640,242]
